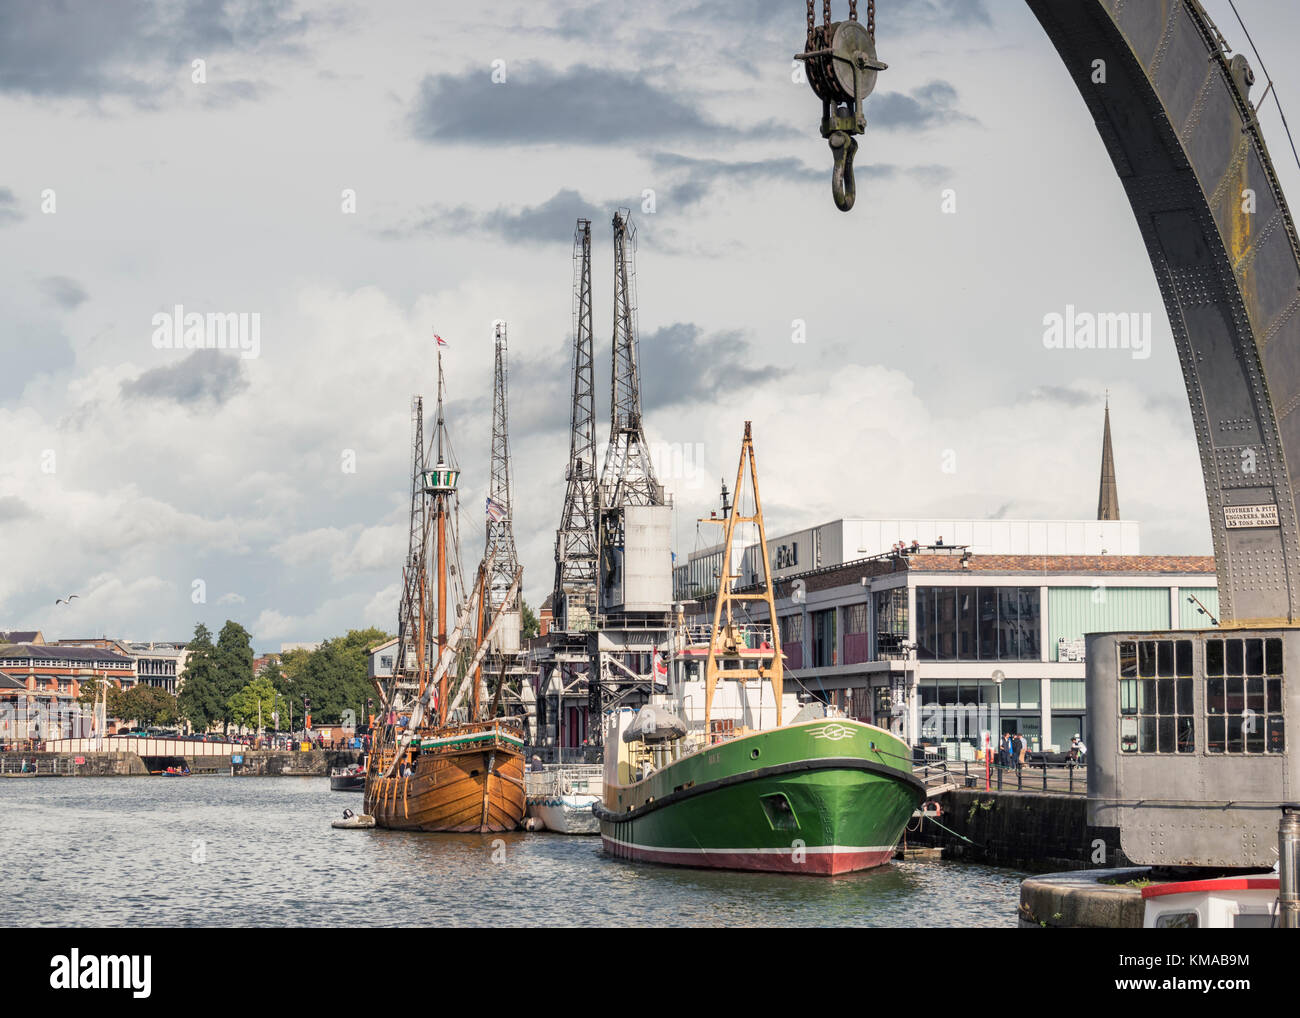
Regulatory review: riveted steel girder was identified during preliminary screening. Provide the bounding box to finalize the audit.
[1028,0,1300,624]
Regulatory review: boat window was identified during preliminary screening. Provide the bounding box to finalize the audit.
[1232,912,1274,928]
[1121,638,1195,754]
[1153,911,1198,929]
[759,793,799,832]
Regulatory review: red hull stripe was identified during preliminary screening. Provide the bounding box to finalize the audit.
[601,835,896,875]
[1142,877,1280,898]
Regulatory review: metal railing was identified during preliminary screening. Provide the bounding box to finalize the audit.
[912,757,1088,797]
[525,746,601,765]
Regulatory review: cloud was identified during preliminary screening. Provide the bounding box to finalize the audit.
[120,350,248,406]
[0,187,20,226]
[0,496,31,522]
[0,321,75,400]
[871,80,978,131]
[637,323,772,414]
[40,276,89,309]
[408,63,790,145]
[0,0,310,102]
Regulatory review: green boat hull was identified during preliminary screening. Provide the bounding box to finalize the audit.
[597,719,926,876]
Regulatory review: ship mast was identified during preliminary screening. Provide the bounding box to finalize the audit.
[431,349,456,726]
[701,422,785,735]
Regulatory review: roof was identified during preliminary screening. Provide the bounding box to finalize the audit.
[0,643,133,666]
[700,551,1218,603]
[0,671,27,690]
[367,637,399,654]
[0,631,41,644]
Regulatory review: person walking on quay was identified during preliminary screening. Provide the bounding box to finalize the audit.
[1014,732,1026,771]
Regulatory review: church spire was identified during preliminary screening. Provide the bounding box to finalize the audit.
[1098,396,1120,521]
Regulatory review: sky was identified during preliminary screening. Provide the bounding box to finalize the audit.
[3,0,1300,651]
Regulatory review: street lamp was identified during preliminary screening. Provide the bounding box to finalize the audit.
[991,669,1006,777]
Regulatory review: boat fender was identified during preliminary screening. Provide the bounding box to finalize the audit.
[343,808,355,820]
[522,816,545,832]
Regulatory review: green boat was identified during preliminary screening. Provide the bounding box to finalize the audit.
[596,422,927,876]
[597,713,925,875]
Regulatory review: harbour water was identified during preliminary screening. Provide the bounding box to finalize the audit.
[2,777,1022,927]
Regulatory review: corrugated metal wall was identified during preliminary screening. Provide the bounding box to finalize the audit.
[1047,587,1171,661]
[1177,587,1220,629]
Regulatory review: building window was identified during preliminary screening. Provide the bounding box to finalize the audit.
[844,603,868,634]
[381,655,393,670]
[917,586,1041,662]
[874,588,907,658]
[1205,637,1284,754]
[1118,639,1195,754]
[810,609,836,668]
[779,614,803,645]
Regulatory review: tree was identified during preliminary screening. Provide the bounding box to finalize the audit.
[280,628,391,725]
[119,685,179,727]
[178,623,224,732]
[521,599,540,640]
[214,620,255,732]
[228,676,279,732]
[77,677,124,718]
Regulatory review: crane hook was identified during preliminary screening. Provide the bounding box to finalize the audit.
[829,130,858,212]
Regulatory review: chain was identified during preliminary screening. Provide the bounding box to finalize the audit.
[807,1,876,45]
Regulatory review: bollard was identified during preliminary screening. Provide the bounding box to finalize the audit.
[1280,809,1300,930]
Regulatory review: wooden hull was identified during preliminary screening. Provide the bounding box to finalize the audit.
[365,742,525,833]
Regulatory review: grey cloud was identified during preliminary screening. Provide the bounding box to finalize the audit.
[0,187,20,226]
[121,349,248,406]
[1028,385,1097,409]
[40,276,89,309]
[638,323,771,413]
[871,79,978,131]
[0,0,309,101]
[387,156,824,246]
[0,496,32,522]
[385,189,602,246]
[408,63,790,145]
[651,152,821,210]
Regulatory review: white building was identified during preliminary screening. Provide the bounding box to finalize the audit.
[675,517,1140,600]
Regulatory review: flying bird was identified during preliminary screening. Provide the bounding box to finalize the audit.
[55,594,80,605]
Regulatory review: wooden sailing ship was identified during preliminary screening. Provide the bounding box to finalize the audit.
[364,349,526,833]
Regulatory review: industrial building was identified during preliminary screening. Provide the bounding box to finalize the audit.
[691,543,1217,755]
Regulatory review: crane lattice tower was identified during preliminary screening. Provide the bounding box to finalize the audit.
[553,219,599,630]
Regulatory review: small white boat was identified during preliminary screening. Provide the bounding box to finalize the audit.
[525,765,602,835]
[332,811,376,830]
[1143,873,1280,928]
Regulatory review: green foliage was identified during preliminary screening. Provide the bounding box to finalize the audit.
[521,599,540,640]
[77,677,124,717]
[214,621,255,718]
[119,685,179,727]
[227,676,280,731]
[280,628,391,724]
[177,622,224,731]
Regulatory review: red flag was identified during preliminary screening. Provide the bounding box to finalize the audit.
[435,334,448,347]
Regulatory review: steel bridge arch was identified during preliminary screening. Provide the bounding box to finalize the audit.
[1023,0,1300,624]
